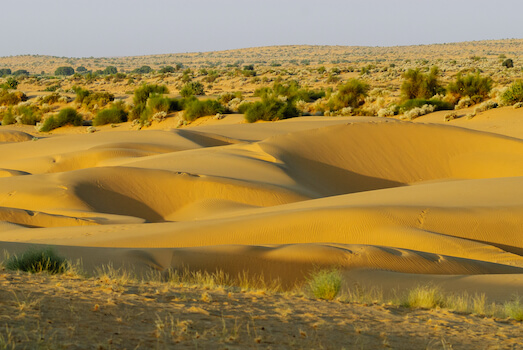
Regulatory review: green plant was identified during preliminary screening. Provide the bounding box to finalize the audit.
[400,67,444,100]
[183,98,224,121]
[159,66,176,73]
[102,66,118,75]
[180,81,205,97]
[1,107,15,125]
[0,77,18,90]
[502,58,514,68]
[397,98,453,113]
[504,295,523,321]
[244,98,299,123]
[40,108,82,132]
[306,268,342,300]
[16,105,41,125]
[0,90,27,106]
[402,285,445,309]
[93,106,128,126]
[132,65,153,74]
[41,92,61,105]
[5,247,68,274]
[133,83,169,105]
[327,79,370,110]
[0,68,12,76]
[447,71,492,102]
[500,80,523,105]
[54,66,75,76]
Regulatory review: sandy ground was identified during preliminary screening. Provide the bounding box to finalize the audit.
[0,106,522,348]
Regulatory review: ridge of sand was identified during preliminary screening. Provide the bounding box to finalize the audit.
[0,116,522,301]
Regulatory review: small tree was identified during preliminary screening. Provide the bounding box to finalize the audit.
[0,68,12,76]
[76,66,87,73]
[328,79,370,110]
[180,81,205,97]
[103,66,118,75]
[54,66,75,76]
[401,66,443,100]
[502,58,514,68]
[1,77,18,90]
[447,71,492,102]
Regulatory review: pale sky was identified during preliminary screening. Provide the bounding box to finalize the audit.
[2,0,522,57]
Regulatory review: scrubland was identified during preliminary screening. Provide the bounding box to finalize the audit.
[0,39,522,349]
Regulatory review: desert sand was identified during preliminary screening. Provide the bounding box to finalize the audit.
[0,107,522,299]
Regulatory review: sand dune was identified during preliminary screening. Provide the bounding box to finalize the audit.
[0,112,522,299]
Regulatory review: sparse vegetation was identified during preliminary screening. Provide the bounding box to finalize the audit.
[39,108,83,132]
[5,247,68,274]
[500,80,523,105]
[183,98,225,122]
[306,268,342,300]
[93,105,128,126]
[447,71,492,103]
[180,81,205,97]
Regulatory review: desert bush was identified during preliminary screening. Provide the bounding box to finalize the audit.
[102,66,118,75]
[180,81,205,97]
[401,67,444,100]
[0,107,15,125]
[306,268,342,300]
[15,105,41,125]
[327,79,370,111]
[5,247,68,274]
[444,111,457,122]
[54,66,75,76]
[504,296,523,321]
[502,58,514,68]
[402,285,446,309]
[76,66,87,73]
[0,68,12,76]
[0,77,18,90]
[132,66,153,74]
[397,98,453,113]
[447,71,492,102]
[244,98,299,123]
[159,66,176,73]
[183,98,224,122]
[0,89,27,106]
[133,83,169,105]
[13,69,29,76]
[93,106,128,126]
[400,104,435,120]
[474,100,498,114]
[148,95,182,114]
[500,80,523,105]
[40,92,61,105]
[39,108,82,132]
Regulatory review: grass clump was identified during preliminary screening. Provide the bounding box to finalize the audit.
[327,79,370,111]
[183,98,224,122]
[93,105,128,126]
[180,81,205,97]
[244,98,299,123]
[402,285,446,309]
[500,80,523,105]
[0,89,27,106]
[504,295,523,321]
[306,268,342,300]
[5,247,68,274]
[39,108,82,132]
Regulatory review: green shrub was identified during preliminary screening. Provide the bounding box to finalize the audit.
[327,79,370,110]
[93,106,128,126]
[130,102,146,121]
[73,86,91,104]
[159,66,176,73]
[447,71,492,102]
[148,95,182,113]
[244,98,299,123]
[401,66,444,100]
[306,268,342,300]
[180,81,205,97]
[76,66,87,73]
[0,77,18,90]
[132,66,153,74]
[397,98,453,113]
[40,108,82,132]
[41,92,61,105]
[0,89,27,106]
[16,105,41,125]
[102,66,118,75]
[133,84,169,105]
[500,80,523,105]
[5,247,68,274]
[502,58,514,68]
[0,68,12,76]
[1,107,15,125]
[183,98,224,121]
[13,69,29,76]
[504,296,523,321]
[78,91,115,110]
[54,66,75,76]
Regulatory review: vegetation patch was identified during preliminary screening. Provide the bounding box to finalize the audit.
[39,108,83,132]
[5,247,68,274]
